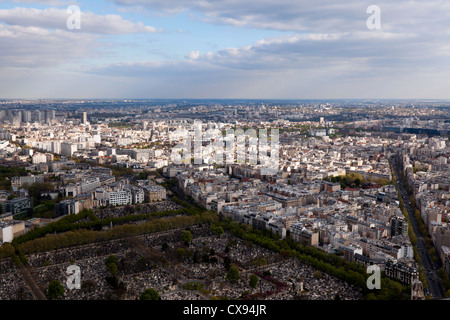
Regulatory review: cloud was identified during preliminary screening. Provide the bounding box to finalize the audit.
[1,1,450,99]
[185,50,200,60]
[81,23,450,99]
[0,0,72,5]
[182,31,436,74]
[108,0,450,34]
[0,23,99,68]
[0,7,162,34]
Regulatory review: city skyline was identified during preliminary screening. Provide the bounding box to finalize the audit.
[0,99,448,302]
[1,0,450,308]
[1,0,450,99]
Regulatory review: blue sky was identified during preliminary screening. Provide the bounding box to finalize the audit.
[0,0,450,99]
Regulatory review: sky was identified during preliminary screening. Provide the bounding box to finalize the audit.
[0,0,450,99]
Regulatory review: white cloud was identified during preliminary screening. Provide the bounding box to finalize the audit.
[81,24,450,99]
[181,30,433,74]
[108,0,450,34]
[0,7,162,34]
[0,23,98,68]
[1,0,450,99]
[0,0,72,5]
[185,50,200,59]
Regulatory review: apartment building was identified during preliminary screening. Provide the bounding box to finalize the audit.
[143,185,166,202]
[108,190,132,206]
[385,260,419,286]
[290,223,319,246]
[0,220,25,243]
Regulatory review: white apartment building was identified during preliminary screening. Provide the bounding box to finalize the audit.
[129,186,145,204]
[11,175,44,188]
[80,178,101,194]
[109,190,132,206]
[61,142,78,157]
[32,152,47,164]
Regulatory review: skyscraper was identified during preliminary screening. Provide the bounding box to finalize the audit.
[45,110,51,124]
[22,110,32,123]
[34,110,42,123]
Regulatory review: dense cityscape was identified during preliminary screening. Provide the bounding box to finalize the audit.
[0,99,448,302]
[2,2,450,316]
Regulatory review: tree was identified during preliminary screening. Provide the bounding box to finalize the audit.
[181,230,193,245]
[106,262,118,277]
[28,181,55,203]
[47,280,64,299]
[0,243,15,259]
[105,255,119,277]
[249,274,258,290]
[223,257,232,271]
[105,254,119,266]
[210,224,224,236]
[175,248,189,261]
[7,194,17,200]
[253,258,268,267]
[140,288,160,300]
[215,226,224,236]
[226,265,240,283]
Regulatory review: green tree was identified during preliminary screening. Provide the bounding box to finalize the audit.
[249,274,258,289]
[182,281,204,291]
[106,262,118,277]
[181,230,193,245]
[47,280,64,299]
[140,288,160,300]
[210,225,224,236]
[226,265,240,283]
[105,254,119,266]
[28,181,55,203]
[105,255,119,277]
[215,226,224,236]
[0,243,15,259]
[7,194,17,200]
[223,256,232,271]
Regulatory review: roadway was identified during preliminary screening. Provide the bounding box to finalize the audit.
[391,157,445,299]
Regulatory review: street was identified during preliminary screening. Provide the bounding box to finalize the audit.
[391,157,445,299]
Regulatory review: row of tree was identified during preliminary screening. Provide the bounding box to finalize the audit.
[17,212,218,255]
[11,205,195,249]
[218,217,407,300]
